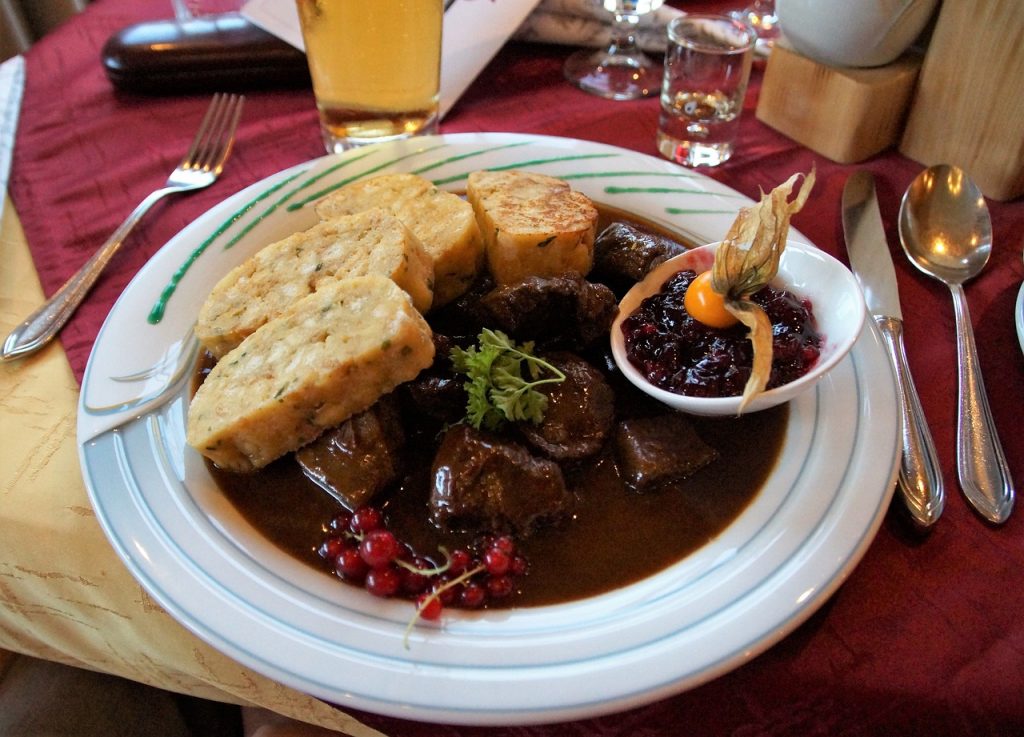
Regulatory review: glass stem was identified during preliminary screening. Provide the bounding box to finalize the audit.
[171,1,195,23]
[609,12,642,56]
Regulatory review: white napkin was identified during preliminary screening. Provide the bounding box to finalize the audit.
[513,0,683,52]
[0,55,25,224]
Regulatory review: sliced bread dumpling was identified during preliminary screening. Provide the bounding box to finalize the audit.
[314,173,483,307]
[187,275,435,473]
[466,170,598,285]
[195,207,433,358]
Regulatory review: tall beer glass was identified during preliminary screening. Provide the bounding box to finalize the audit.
[296,0,443,152]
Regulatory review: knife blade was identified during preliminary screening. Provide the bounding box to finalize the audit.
[842,171,945,528]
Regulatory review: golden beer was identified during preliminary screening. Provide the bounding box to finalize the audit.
[296,0,443,151]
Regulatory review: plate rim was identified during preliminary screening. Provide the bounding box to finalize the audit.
[1015,280,1024,356]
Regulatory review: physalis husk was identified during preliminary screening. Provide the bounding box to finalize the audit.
[710,168,816,412]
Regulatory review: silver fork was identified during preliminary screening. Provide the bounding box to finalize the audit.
[1,93,244,362]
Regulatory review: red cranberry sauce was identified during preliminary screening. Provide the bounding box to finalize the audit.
[621,270,821,398]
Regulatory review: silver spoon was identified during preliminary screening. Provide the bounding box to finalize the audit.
[898,164,1015,524]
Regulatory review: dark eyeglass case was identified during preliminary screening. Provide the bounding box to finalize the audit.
[101,14,310,93]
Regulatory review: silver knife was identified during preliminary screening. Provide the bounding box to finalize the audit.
[842,171,945,528]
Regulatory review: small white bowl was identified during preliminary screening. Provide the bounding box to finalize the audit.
[610,241,866,416]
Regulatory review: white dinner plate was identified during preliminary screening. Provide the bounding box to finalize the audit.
[78,133,899,725]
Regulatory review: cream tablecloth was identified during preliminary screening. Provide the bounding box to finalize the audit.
[0,195,385,737]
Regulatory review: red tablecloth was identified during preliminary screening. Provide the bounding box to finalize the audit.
[9,1,1024,735]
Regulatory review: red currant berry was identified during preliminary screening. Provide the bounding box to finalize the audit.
[433,579,460,605]
[459,583,487,608]
[397,541,416,562]
[359,529,400,569]
[486,574,514,599]
[326,512,353,534]
[484,547,511,576]
[365,566,401,597]
[492,535,516,556]
[318,536,345,562]
[416,594,443,621]
[350,506,382,534]
[335,547,369,582]
[447,548,472,575]
[400,558,433,595]
[509,554,529,577]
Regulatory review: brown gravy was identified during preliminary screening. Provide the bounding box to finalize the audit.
[201,206,789,608]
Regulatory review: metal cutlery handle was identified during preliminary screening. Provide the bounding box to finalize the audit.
[876,316,945,528]
[950,284,1015,523]
[1,186,177,361]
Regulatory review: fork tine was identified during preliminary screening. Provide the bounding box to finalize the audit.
[196,94,235,170]
[181,93,227,169]
[206,94,244,174]
[182,94,244,174]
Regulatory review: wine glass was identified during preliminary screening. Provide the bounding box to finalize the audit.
[171,0,201,22]
[729,0,779,42]
[563,0,665,100]
[170,0,241,22]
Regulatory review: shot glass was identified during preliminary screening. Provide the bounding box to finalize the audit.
[656,14,755,167]
[295,0,443,153]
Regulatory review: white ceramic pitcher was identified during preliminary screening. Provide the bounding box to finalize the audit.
[776,0,939,67]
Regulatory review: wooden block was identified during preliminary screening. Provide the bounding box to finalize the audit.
[899,0,1024,201]
[755,43,922,164]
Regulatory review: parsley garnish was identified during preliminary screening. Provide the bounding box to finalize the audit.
[450,329,566,431]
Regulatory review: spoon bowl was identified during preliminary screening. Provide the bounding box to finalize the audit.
[898,164,1015,524]
[899,164,993,284]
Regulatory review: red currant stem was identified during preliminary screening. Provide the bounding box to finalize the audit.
[393,545,453,577]
[402,563,486,649]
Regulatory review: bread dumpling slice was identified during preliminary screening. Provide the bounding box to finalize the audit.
[466,170,598,285]
[195,207,433,358]
[315,173,483,307]
[187,275,434,473]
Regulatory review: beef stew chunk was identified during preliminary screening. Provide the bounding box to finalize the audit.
[296,394,405,509]
[401,333,467,425]
[519,351,615,461]
[403,374,466,426]
[592,222,687,295]
[478,272,617,350]
[427,273,495,338]
[615,414,719,492]
[430,424,570,535]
